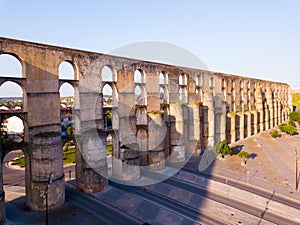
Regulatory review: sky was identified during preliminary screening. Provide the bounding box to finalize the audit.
[0,0,300,97]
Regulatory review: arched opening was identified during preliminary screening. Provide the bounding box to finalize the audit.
[160,87,165,104]
[0,81,24,111]
[159,72,164,85]
[102,65,116,82]
[0,54,23,78]
[102,84,113,130]
[196,75,203,87]
[59,61,76,80]
[1,116,26,204]
[59,83,75,107]
[59,82,76,182]
[179,74,186,86]
[179,74,187,103]
[179,88,183,102]
[134,69,145,84]
[209,77,215,88]
[60,82,75,137]
[135,85,142,105]
[222,79,226,101]
[159,72,169,105]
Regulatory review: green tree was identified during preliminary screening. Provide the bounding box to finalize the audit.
[279,123,297,135]
[289,111,300,124]
[237,150,250,165]
[214,140,232,157]
[270,130,281,138]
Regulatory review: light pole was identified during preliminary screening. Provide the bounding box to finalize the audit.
[44,172,54,225]
[295,149,299,191]
[205,137,209,165]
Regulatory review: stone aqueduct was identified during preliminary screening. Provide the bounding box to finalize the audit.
[0,37,292,223]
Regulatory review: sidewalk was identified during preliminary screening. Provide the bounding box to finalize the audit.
[184,131,300,204]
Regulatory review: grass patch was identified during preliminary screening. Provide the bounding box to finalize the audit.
[11,156,25,168]
[63,153,76,164]
[293,94,300,106]
[12,142,114,168]
[107,142,113,155]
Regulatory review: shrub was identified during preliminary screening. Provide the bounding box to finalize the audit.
[279,123,298,135]
[270,130,281,138]
[288,120,296,127]
[237,150,250,165]
[237,150,250,159]
[289,111,300,124]
[214,140,232,156]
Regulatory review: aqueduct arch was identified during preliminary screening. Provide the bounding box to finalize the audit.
[0,37,292,224]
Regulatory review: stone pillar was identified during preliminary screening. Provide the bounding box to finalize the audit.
[169,103,185,163]
[76,131,108,193]
[228,113,236,143]
[255,87,264,132]
[245,111,252,138]
[0,152,5,225]
[288,86,293,112]
[26,133,65,211]
[273,100,278,127]
[220,100,227,141]
[187,102,201,155]
[264,104,270,130]
[278,103,282,124]
[203,91,215,149]
[112,146,140,181]
[265,85,273,129]
[252,110,258,135]
[147,113,166,171]
[237,111,244,140]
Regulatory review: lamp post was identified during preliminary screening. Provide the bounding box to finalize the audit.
[44,172,54,225]
[205,136,209,165]
[295,149,299,191]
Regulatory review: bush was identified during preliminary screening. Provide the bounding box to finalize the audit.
[214,140,232,156]
[288,120,296,127]
[279,123,298,135]
[270,130,281,138]
[289,111,300,124]
[237,150,250,165]
[237,150,250,159]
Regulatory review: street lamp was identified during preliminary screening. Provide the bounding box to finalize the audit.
[295,148,299,191]
[295,149,299,191]
[43,172,54,225]
[205,136,209,165]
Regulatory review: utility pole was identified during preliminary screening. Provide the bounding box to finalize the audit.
[295,148,299,191]
[44,172,54,225]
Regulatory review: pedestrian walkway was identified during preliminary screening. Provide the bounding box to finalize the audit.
[184,130,300,203]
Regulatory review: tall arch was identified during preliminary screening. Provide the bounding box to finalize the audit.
[179,73,187,103]
[0,53,24,78]
[134,69,146,84]
[0,81,26,111]
[59,60,78,80]
[159,72,169,104]
[102,65,117,82]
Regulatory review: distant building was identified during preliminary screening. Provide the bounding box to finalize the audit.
[61,112,74,129]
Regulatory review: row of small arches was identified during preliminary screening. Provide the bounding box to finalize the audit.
[0,53,289,103]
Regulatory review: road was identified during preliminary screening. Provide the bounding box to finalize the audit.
[3,150,76,187]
